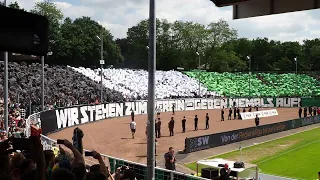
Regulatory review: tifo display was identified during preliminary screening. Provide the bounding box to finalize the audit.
[39,97,300,134]
[185,71,320,97]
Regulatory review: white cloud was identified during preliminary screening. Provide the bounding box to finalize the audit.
[6,0,320,42]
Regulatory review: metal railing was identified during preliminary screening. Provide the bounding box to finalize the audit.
[39,133,207,180]
[27,111,208,180]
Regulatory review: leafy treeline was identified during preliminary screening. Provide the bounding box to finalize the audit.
[6,1,320,72]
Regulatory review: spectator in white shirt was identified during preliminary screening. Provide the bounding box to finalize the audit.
[129,120,137,139]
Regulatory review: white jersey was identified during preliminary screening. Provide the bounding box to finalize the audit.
[130,121,137,130]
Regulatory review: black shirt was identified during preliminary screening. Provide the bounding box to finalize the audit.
[169,120,175,129]
[229,109,232,115]
[219,168,229,180]
[182,119,186,126]
[131,111,134,117]
[156,121,161,129]
[194,117,198,124]
[206,115,209,121]
[164,152,175,170]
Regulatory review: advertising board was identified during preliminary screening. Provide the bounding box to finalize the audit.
[39,97,301,134]
[185,116,320,153]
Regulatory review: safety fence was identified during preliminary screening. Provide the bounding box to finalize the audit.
[26,96,319,179]
[185,115,320,153]
[28,110,208,180]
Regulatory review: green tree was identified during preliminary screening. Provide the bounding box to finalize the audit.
[126,19,149,69]
[8,1,24,10]
[30,2,63,63]
[56,17,123,67]
[302,39,320,71]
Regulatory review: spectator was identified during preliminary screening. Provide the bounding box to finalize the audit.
[0,100,26,142]
[164,147,176,171]
[0,136,117,180]
[0,62,125,108]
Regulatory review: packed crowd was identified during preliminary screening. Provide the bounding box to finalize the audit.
[0,62,125,107]
[0,98,26,142]
[0,62,222,111]
[71,67,220,100]
[0,137,136,180]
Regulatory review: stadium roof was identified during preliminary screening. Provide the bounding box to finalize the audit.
[210,0,320,19]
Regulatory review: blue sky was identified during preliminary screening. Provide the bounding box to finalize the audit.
[8,0,320,42]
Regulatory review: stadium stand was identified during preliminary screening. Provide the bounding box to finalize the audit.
[0,98,27,142]
[71,67,220,99]
[0,62,125,108]
[185,71,320,97]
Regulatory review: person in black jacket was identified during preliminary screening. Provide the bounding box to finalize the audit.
[172,104,175,115]
[237,108,240,119]
[156,118,161,138]
[219,164,231,180]
[228,108,232,120]
[181,116,186,133]
[233,107,237,120]
[194,115,198,131]
[255,115,260,127]
[298,107,302,118]
[205,113,209,129]
[313,107,317,116]
[221,108,225,121]
[309,106,312,116]
[168,117,175,136]
[304,107,308,117]
[131,110,134,121]
[164,147,176,171]
[248,105,252,112]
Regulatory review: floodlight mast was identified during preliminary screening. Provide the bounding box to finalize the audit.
[96,31,104,102]
[247,55,251,98]
[146,0,156,179]
[196,52,201,97]
[294,57,298,74]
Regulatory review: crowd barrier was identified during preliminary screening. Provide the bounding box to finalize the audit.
[26,97,306,180]
[185,115,320,153]
[27,113,207,180]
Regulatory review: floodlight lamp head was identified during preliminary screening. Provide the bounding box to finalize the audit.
[96,35,101,40]
[196,52,199,56]
[246,56,250,60]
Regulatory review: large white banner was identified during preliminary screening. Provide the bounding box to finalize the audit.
[240,109,279,120]
[52,98,298,130]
